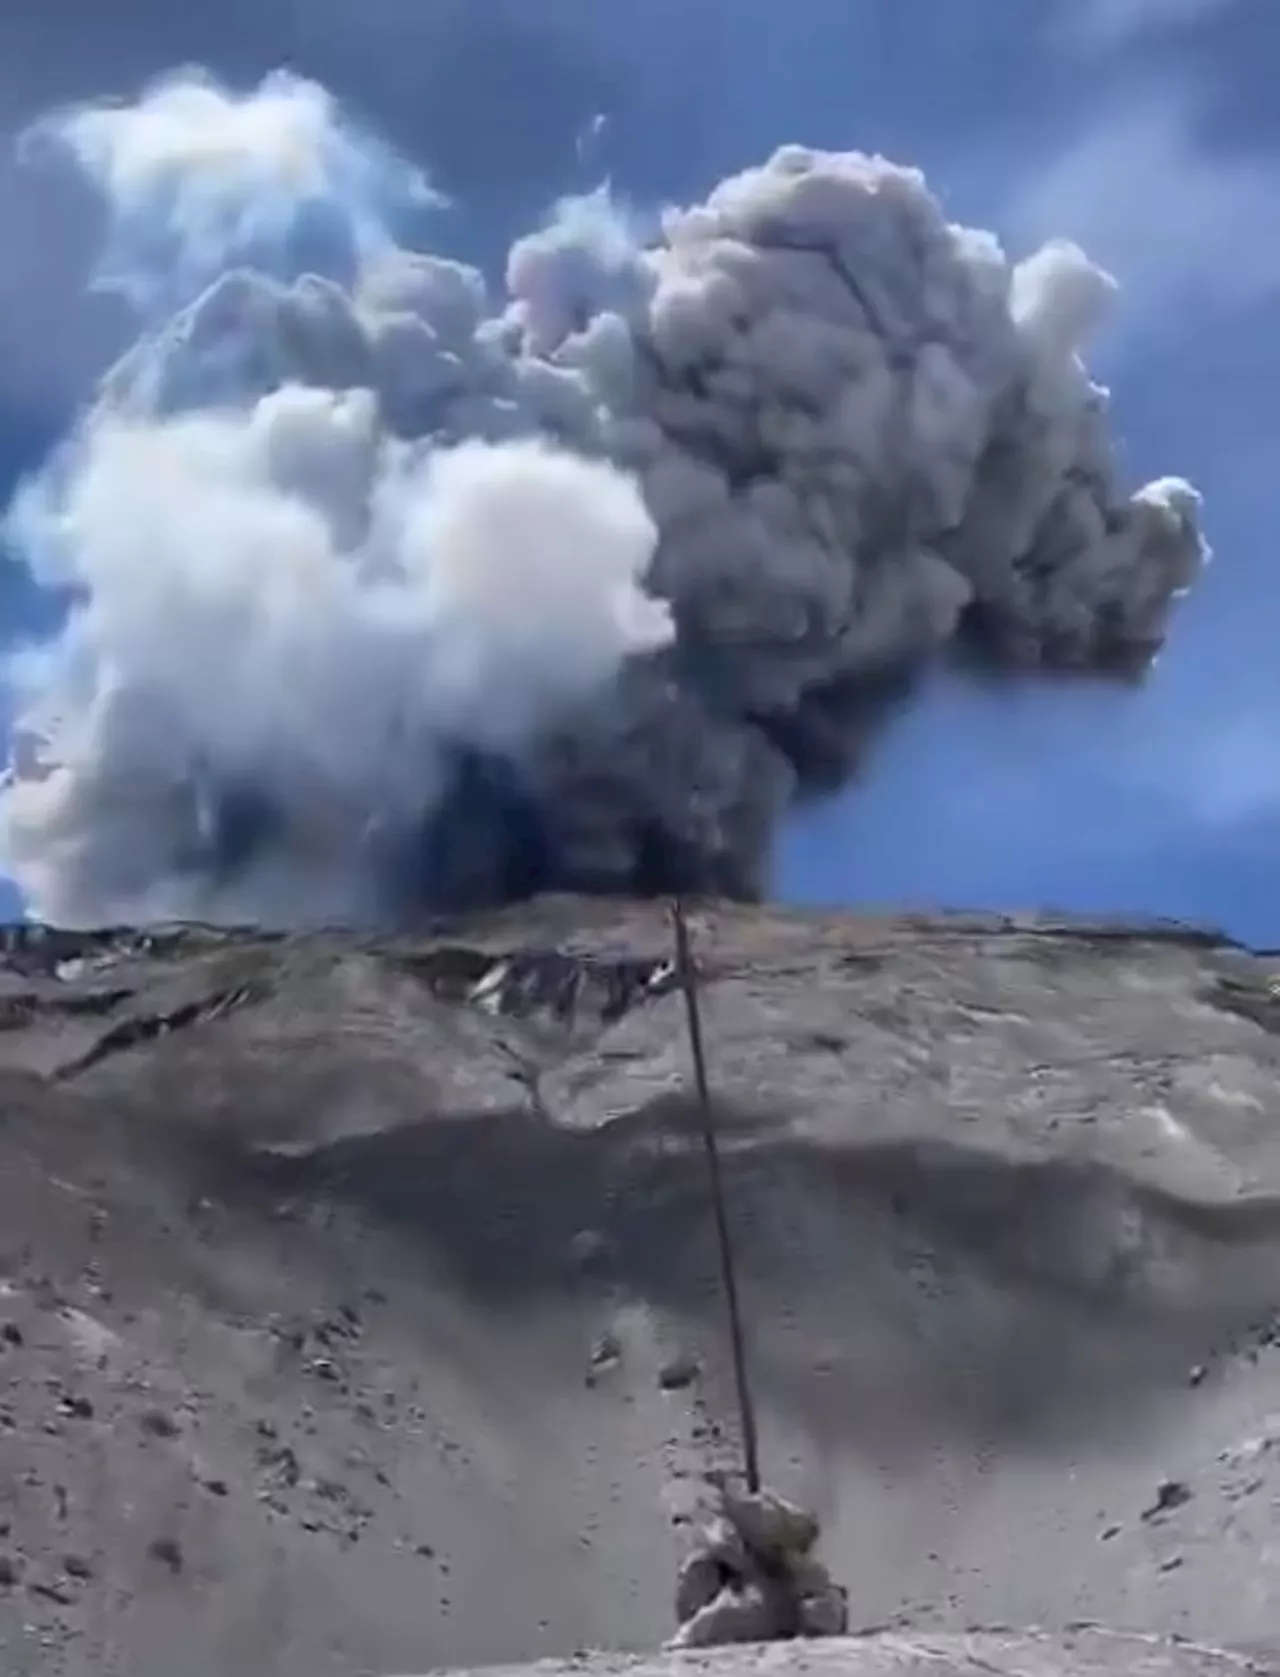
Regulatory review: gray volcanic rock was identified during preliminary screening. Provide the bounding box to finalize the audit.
[3,900,1280,1675]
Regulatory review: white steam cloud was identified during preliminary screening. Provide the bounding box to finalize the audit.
[22,68,442,309]
[0,70,1208,927]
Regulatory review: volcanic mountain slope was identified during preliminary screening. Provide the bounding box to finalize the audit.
[3,900,1280,1676]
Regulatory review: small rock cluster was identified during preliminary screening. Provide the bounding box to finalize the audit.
[668,1485,848,1648]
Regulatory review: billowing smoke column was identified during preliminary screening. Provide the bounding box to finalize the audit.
[0,70,1207,928]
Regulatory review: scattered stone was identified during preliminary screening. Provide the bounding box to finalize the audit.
[139,1407,179,1439]
[62,1554,92,1581]
[658,1353,700,1391]
[1220,1421,1280,1469]
[586,1330,623,1385]
[591,1331,622,1367]
[58,1394,94,1420]
[29,1578,73,1606]
[148,1536,184,1575]
[1,1322,23,1347]
[1142,1479,1192,1520]
[0,1554,19,1588]
[258,1441,301,1488]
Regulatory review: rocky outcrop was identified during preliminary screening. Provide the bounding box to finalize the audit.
[3,900,1280,1676]
[669,1488,848,1647]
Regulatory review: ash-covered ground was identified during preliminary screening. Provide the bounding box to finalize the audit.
[2,901,1280,1675]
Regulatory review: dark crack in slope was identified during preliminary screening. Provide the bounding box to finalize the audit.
[51,978,271,1082]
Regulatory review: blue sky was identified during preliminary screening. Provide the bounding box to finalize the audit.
[0,0,1276,938]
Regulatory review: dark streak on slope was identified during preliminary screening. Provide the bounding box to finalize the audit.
[50,979,270,1082]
